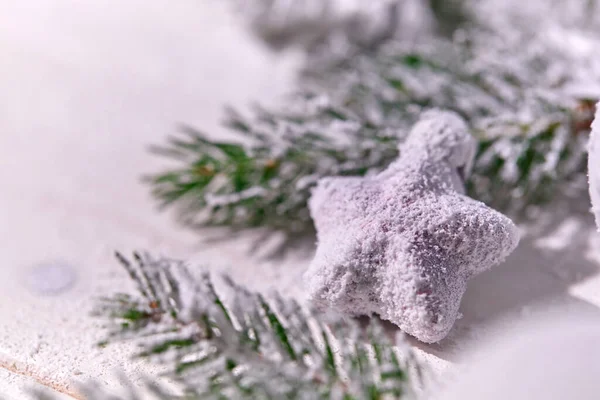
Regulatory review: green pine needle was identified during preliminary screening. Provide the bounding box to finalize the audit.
[86,252,421,399]
[144,2,592,235]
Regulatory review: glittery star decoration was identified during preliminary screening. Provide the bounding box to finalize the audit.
[304,110,521,343]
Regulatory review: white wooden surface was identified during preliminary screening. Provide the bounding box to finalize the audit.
[1,1,600,398]
[0,1,299,397]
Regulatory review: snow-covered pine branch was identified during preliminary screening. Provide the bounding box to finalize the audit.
[81,252,423,399]
[147,0,596,235]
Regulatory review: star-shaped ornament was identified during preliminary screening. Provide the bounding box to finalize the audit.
[304,110,521,343]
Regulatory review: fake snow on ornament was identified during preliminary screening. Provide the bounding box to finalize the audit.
[589,101,600,232]
[304,110,520,343]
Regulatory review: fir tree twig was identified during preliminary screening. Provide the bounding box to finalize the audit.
[84,252,422,399]
[145,1,594,235]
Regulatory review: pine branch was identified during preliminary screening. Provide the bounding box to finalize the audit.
[85,252,422,399]
[145,102,399,233]
[145,0,597,234]
[146,44,590,234]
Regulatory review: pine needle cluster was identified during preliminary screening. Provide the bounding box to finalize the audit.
[68,252,423,399]
[146,0,597,235]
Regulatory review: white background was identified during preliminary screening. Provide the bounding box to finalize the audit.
[1,1,600,398]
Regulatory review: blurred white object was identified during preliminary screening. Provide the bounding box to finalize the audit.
[234,0,433,50]
[25,261,77,296]
[589,102,600,231]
